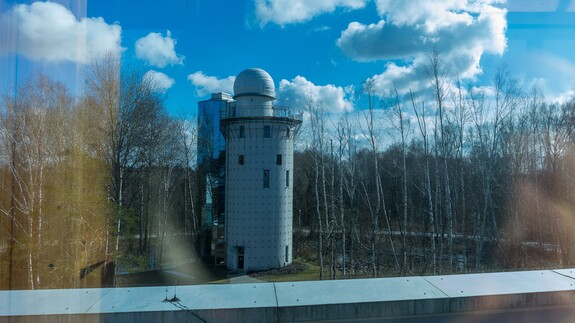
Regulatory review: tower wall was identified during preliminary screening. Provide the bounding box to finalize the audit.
[224,119,296,271]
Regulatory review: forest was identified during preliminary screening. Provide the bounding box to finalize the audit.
[2,52,575,289]
[295,54,575,280]
[0,54,198,289]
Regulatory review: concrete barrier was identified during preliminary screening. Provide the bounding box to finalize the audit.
[3,269,575,322]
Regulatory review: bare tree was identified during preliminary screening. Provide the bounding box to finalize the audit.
[334,113,353,278]
[385,87,411,274]
[329,138,337,279]
[177,118,199,238]
[306,97,326,279]
[451,79,472,271]
[341,113,360,278]
[469,65,520,269]
[0,75,72,289]
[85,53,168,282]
[0,75,113,289]
[426,51,454,272]
[410,89,437,274]
[359,81,398,277]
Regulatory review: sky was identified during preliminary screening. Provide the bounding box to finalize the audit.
[1,0,575,118]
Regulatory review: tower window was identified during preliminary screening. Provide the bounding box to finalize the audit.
[285,245,289,263]
[239,155,244,165]
[263,125,271,138]
[286,127,290,139]
[239,126,245,138]
[263,170,270,188]
[286,170,290,187]
[276,154,282,165]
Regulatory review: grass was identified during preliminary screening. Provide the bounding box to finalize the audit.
[251,258,330,282]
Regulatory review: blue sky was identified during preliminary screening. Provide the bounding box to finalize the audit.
[1,0,575,117]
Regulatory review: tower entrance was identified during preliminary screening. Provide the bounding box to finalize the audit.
[237,246,244,270]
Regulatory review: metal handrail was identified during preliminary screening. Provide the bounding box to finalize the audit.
[222,105,303,121]
[272,106,304,120]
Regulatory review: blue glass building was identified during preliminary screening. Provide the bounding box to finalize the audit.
[197,92,231,260]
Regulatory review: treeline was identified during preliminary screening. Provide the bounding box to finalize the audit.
[293,55,575,279]
[0,54,198,290]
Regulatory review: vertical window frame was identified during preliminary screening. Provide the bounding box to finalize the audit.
[263,169,270,188]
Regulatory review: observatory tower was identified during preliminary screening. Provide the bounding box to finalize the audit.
[221,68,302,271]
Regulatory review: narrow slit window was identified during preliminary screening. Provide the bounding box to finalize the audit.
[263,125,271,138]
[286,170,290,187]
[285,245,289,262]
[263,170,270,188]
[276,154,282,165]
[239,154,244,165]
[239,125,245,138]
[286,127,290,139]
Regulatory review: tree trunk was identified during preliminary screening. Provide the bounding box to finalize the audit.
[329,140,336,279]
[338,136,346,279]
[314,150,324,280]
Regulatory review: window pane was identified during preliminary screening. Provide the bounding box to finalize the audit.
[264,125,271,138]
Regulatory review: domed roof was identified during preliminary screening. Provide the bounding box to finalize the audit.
[233,68,275,99]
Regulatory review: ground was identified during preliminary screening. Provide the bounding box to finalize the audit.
[117,257,331,286]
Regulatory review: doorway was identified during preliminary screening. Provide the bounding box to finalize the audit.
[237,246,244,270]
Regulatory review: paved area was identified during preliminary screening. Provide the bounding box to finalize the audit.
[227,274,264,284]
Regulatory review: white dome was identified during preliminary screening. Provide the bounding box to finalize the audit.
[233,68,275,99]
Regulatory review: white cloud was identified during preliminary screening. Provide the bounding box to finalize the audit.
[470,85,496,98]
[277,76,354,112]
[364,59,428,97]
[0,1,121,63]
[337,0,507,95]
[554,88,575,104]
[135,30,184,68]
[254,0,368,26]
[187,71,235,97]
[144,70,175,92]
[372,0,503,32]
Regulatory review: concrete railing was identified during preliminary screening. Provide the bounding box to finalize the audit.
[4,268,575,322]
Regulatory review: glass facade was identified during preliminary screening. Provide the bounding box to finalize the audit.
[197,93,231,259]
